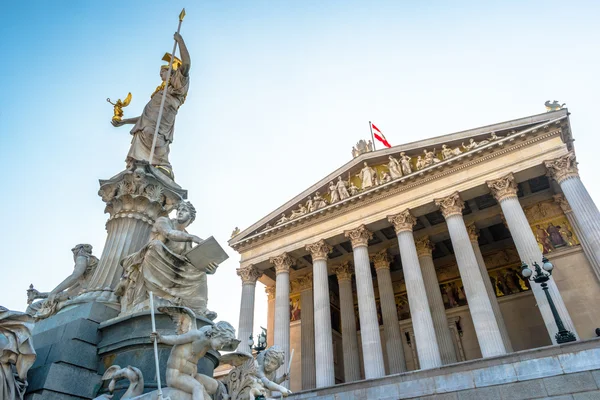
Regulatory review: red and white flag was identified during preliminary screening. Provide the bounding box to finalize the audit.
[371,122,391,148]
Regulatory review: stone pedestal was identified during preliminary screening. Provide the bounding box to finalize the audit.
[96,312,218,398]
[79,162,187,306]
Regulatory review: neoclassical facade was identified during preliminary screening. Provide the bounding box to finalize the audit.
[229,109,600,392]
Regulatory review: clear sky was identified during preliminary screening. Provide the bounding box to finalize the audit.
[1,1,599,336]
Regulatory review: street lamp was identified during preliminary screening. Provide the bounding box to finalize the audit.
[520,256,576,344]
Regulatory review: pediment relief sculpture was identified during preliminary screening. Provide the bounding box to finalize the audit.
[237,122,562,245]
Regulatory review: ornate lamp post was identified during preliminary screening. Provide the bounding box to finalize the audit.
[520,257,577,344]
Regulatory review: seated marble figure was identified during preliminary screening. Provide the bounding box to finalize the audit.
[116,201,218,319]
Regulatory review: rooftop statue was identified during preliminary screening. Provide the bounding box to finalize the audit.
[116,201,218,320]
[545,100,566,112]
[111,32,191,174]
[26,244,99,319]
[0,306,36,400]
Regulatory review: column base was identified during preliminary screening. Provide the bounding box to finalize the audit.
[556,329,577,344]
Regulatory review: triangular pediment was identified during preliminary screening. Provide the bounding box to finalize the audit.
[229,109,570,249]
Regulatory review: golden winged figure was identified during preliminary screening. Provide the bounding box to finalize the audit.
[107,92,132,122]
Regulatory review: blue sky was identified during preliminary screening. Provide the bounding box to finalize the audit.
[1,1,599,332]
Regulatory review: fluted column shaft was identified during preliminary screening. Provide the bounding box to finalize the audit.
[547,153,600,276]
[236,265,263,353]
[416,237,458,365]
[487,173,578,344]
[436,193,506,357]
[397,233,442,368]
[467,228,513,352]
[373,251,407,374]
[555,195,600,281]
[306,240,335,387]
[270,254,293,388]
[299,282,316,389]
[344,226,385,379]
[335,264,361,383]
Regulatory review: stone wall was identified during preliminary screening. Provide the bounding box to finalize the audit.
[287,338,600,400]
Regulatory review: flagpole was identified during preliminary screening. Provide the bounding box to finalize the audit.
[149,8,186,167]
[368,120,376,151]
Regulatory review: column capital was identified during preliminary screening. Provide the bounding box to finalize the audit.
[434,192,465,218]
[553,194,572,214]
[415,236,434,257]
[545,152,579,183]
[466,223,479,242]
[371,249,391,270]
[236,264,262,285]
[305,239,333,262]
[265,285,275,300]
[486,173,518,202]
[333,262,354,282]
[388,209,417,233]
[269,252,294,275]
[291,273,313,293]
[344,225,373,248]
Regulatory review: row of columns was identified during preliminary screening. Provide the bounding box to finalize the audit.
[235,151,600,388]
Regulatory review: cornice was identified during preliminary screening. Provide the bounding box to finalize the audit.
[232,125,564,253]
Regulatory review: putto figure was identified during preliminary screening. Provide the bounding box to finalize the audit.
[111,32,191,173]
[116,201,218,320]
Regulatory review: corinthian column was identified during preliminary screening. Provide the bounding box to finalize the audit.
[371,250,407,373]
[554,194,600,281]
[236,264,263,352]
[466,224,513,352]
[305,240,335,387]
[269,253,293,387]
[87,162,187,298]
[487,174,577,343]
[344,225,385,379]
[414,236,457,365]
[546,152,600,277]
[388,211,441,369]
[293,274,316,390]
[435,193,506,357]
[333,262,361,382]
[266,286,275,346]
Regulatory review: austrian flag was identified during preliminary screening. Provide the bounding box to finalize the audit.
[371,122,391,148]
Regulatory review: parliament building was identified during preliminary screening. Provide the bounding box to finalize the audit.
[229,108,600,398]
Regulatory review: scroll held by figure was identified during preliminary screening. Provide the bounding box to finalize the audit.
[111,32,191,174]
[116,201,227,320]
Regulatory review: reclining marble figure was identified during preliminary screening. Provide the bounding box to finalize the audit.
[26,244,99,319]
[116,201,219,319]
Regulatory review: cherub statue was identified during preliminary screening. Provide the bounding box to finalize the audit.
[399,152,412,175]
[441,144,461,160]
[106,92,132,122]
[116,201,218,320]
[221,346,291,400]
[27,244,99,319]
[348,180,360,196]
[152,307,238,400]
[380,171,392,184]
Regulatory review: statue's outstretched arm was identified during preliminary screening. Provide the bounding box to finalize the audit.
[111,116,140,128]
[174,33,191,77]
[49,255,88,297]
